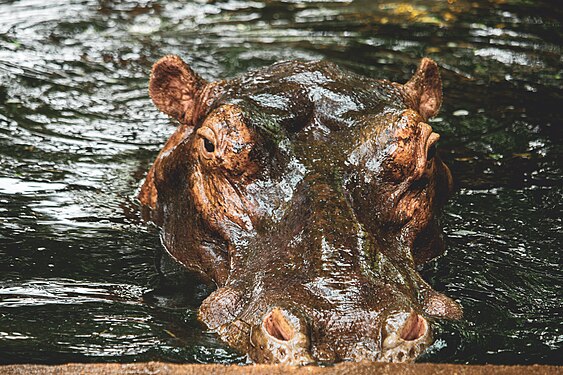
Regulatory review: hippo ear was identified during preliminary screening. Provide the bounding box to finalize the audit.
[404,58,442,120]
[149,55,207,124]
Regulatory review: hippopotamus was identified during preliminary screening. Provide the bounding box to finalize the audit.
[138,55,462,364]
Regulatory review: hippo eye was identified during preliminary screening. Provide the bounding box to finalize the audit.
[196,127,217,159]
[203,137,215,153]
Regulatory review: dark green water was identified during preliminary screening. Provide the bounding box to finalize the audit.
[0,0,561,365]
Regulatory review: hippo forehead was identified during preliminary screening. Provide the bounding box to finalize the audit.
[214,60,410,138]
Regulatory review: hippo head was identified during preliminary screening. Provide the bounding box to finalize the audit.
[139,56,462,364]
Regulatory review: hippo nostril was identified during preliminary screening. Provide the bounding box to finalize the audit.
[399,312,428,341]
[263,308,295,341]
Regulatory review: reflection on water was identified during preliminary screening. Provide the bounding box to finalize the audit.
[0,0,561,365]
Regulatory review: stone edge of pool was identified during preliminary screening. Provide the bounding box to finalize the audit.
[1,362,561,374]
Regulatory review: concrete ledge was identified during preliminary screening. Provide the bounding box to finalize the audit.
[1,362,560,375]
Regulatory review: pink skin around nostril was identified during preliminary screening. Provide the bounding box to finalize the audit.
[258,308,315,365]
[400,311,428,341]
[263,308,295,341]
[380,311,431,362]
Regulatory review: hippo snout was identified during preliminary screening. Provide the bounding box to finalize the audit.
[219,302,433,364]
[250,307,431,365]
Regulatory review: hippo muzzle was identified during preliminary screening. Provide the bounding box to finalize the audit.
[139,56,462,364]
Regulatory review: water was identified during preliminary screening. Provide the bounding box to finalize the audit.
[0,0,561,365]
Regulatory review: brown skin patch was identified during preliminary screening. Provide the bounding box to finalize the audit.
[423,291,463,320]
[199,286,244,330]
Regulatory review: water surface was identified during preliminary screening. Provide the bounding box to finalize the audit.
[0,0,561,365]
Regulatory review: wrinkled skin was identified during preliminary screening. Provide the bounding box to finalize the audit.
[138,56,462,364]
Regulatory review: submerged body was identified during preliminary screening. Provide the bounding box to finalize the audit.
[139,57,462,364]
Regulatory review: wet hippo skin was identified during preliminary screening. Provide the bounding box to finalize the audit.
[138,56,463,364]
